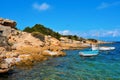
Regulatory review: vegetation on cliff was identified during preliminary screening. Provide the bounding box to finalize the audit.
[87,38,98,43]
[62,35,85,41]
[23,24,86,41]
[23,24,61,40]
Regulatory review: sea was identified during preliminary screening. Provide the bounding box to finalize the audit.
[0,42,120,80]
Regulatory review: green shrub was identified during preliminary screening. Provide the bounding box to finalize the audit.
[31,32,45,42]
[23,24,61,40]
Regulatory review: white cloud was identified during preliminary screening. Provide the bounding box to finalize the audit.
[59,30,71,35]
[79,29,120,38]
[33,2,50,11]
[97,2,109,9]
[105,30,120,37]
[97,1,120,9]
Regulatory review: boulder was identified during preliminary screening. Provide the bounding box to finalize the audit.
[0,69,9,73]
[0,63,9,69]
[18,54,33,61]
[43,50,66,57]
[5,58,17,64]
[0,47,6,55]
[5,52,19,58]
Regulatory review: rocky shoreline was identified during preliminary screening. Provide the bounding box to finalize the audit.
[0,46,66,73]
[0,18,106,73]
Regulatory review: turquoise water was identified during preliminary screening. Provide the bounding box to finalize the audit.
[0,42,120,80]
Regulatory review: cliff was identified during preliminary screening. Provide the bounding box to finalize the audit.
[0,18,65,73]
[0,18,99,73]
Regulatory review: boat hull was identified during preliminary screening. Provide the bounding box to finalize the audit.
[79,50,99,57]
[92,46,115,51]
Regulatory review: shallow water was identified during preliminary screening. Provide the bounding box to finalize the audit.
[0,42,120,80]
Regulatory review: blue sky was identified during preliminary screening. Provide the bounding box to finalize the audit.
[0,0,120,41]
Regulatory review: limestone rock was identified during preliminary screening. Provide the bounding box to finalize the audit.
[0,69,9,73]
[0,47,6,53]
[5,52,19,58]
[0,18,16,28]
[0,63,9,69]
[0,62,11,73]
[18,54,33,61]
[8,31,44,50]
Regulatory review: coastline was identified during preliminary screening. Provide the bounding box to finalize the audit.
[0,18,108,73]
[0,42,118,80]
[0,43,90,73]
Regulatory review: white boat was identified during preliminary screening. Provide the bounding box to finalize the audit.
[79,50,99,57]
[91,45,115,51]
[99,47,115,50]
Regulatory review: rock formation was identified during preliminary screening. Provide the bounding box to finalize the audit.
[0,18,16,28]
[0,17,103,73]
[0,18,17,37]
[0,18,66,73]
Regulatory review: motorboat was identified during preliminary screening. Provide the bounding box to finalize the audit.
[91,45,115,51]
[99,47,115,50]
[79,50,99,57]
